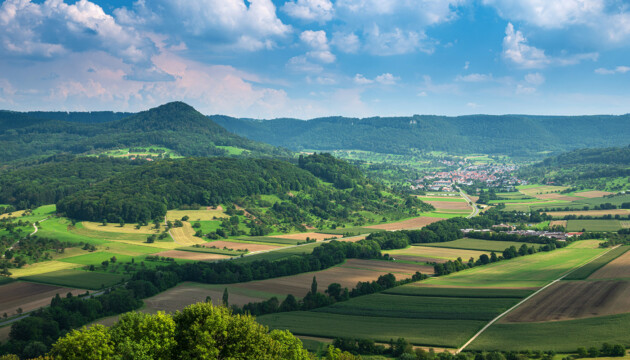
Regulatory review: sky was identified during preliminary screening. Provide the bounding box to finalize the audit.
[1,0,630,118]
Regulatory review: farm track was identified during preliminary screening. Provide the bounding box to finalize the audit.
[457,245,620,353]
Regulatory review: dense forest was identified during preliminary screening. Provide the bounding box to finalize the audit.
[212,114,630,158]
[53,154,430,226]
[0,102,290,163]
[518,145,630,190]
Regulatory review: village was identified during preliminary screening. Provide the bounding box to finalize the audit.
[411,163,527,192]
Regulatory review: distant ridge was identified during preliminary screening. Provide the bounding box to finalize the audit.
[211,114,630,158]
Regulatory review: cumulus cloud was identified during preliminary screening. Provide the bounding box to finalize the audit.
[354,73,399,85]
[364,25,432,56]
[331,32,360,53]
[502,23,597,68]
[0,0,156,65]
[484,0,630,44]
[524,72,545,85]
[282,0,334,22]
[288,30,335,72]
[594,66,630,75]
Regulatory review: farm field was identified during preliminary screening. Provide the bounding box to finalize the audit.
[517,185,575,200]
[468,312,630,352]
[231,242,323,263]
[81,221,159,234]
[153,250,231,261]
[258,311,484,348]
[425,200,472,211]
[421,246,604,288]
[589,248,630,280]
[387,246,488,262]
[365,216,443,230]
[422,239,541,252]
[272,232,344,242]
[231,259,433,298]
[503,280,630,322]
[565,246,630,280]
[9,261,82,278]
[200,240,281,252]
[549,220,568,228]
[573,191,614,198]
[547,209,630,217]
[567,220,622,232]
[21,269,126,290]
[0,282,86,317]
[169,222,205,246]
[165,208,226,221]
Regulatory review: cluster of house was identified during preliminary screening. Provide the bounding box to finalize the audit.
[411,164,526,192]
[460,225,583,241]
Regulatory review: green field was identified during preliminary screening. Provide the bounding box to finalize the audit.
[232,242,323,263]
[59,252,135,266]
[564,246,630,280]
[383,286,533,299]
[422,239,542,252]
[258,312,485,348]
[468,313,630,352]
[216,145,246,155]
[574,194,630,207]
[312,293,520,321]
[423,246,604,288]
[36,218,108,245]
[21,269,126,289]
[566,220,622,232]
[194,220,222,234]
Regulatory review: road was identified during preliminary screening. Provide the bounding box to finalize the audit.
[457,187,479,218]
[455,244,621,353]
[1,217,48,259]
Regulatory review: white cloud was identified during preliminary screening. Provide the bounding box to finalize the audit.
[464,61,470,70]
[331,32,360,53]
[467,102,480,108]
[516,84,537,94]
[294,30,335,66]
[375,73,400,85]
[336,0,465,26]
[524,72,545,85]
[354,74,373,85]
[364,25,432,56]
[283,0,333,22]
[483,0,630,45]
[502,23,597,68]
[456,73,493,82]
[595,66,630,75]
[286,56,324,73]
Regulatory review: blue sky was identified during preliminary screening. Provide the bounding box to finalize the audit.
[1,0,630,118]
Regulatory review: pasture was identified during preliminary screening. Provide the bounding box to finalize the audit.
[566,220,622,232]
[468,313,630,352]
[422,239,541,252]
[21,269,126,290]
[422,246,604,288]
[59,252,135,266]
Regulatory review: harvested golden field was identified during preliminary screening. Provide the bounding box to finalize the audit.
[170,222,205,246]
[166,209,226,221]
[620,221,630,229]
[589,251,630,280]
[0,282,86,316]
[82,221,159,234]
[273,232,344,241]
[426,201,471,211]
[143,282,266,312]
[549,220,568,228]
[386,245,488,262]
[154,250,231,261]
[366,216,442,231]
[233,259,433,298]
[503,280,630,323]
[10,261,81,278]
[0,210,26,219]
[519,185,578,201]
[337,235,368,243]
[201,241,281,252]
[575,191,613,198]
[548,209,630,218]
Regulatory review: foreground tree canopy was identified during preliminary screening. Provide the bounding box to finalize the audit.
[48,303,312,360]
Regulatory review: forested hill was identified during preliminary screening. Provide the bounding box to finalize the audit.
[518,145,630,190]
[0,102,290,163]
[211,114,630,157]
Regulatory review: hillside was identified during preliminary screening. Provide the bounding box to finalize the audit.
[518,145,630,191]
[0,102,290,163]
[211,114,630,158]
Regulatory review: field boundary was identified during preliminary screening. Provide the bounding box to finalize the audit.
[456,245,620,353]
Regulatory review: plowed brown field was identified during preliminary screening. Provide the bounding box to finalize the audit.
[426,201,471,211]
[154,250,231,261]
[589,251,630,280]
[0,282,86,316]
[366,217,442,231]
[233,259,433,297]
[503,280,630,322]
[273,233,343,241]
[575,191,613,198]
